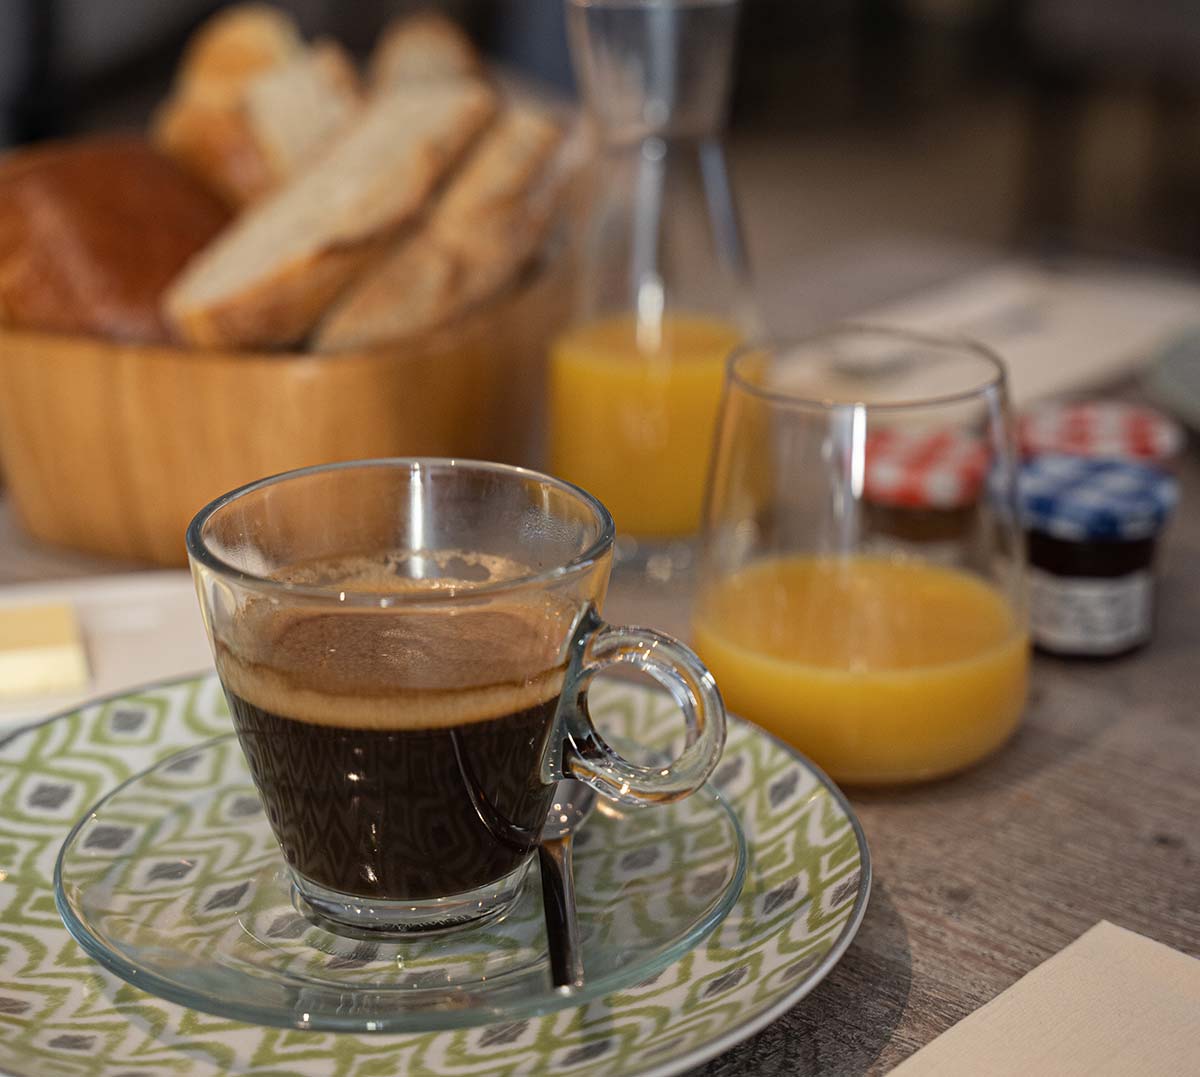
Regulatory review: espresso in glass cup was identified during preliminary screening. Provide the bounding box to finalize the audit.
[187,459,725,935]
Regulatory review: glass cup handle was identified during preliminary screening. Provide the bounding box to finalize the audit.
[561,611,727,806]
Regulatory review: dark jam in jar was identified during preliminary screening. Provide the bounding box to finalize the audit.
[1017,455,1177,658]
[864,502,976,546]
[863,428,988,558]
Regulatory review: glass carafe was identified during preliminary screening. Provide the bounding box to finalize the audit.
[549,0,757,582]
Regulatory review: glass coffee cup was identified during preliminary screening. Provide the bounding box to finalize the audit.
[187,459,726,936]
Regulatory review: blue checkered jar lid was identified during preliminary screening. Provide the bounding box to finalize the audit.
[1017,454,1178,541]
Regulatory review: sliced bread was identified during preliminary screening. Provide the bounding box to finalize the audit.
[369,12,482,91]
[316,243,465,353]
[163,80,498,350]
[430,103,564,278]
[152,4,303,204]
[243,39,362,178]
[314,104,562,352]
[153,93,276,206]
[153,9,360,206]
[175,3,303,103]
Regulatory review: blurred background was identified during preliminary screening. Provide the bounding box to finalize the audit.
[1,0,1199,326]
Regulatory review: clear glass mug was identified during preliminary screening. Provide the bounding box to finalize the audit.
[187,459,725,935]
[692,328,1029,785]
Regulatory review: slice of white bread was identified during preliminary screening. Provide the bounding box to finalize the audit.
[153,8,361,206]
[316,244,465,353]
[314,104,561,352]
[152,4,303,203]
[432,104,563,248]
[432,104,566,304]
[369,11,482,91]
[175,3,304,104]
[244,39,361,178]
[164,80,498,349]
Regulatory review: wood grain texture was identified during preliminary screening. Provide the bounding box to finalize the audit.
[0,261,568,566]
[0,107,1192,1070]
[602,408,1199,1076]
[886,922,1200,1076]
[0,398,1195,1074]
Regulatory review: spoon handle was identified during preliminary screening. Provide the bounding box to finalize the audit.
[538,837,585,991]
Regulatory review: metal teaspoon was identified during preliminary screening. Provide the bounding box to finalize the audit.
[538,780,596,991]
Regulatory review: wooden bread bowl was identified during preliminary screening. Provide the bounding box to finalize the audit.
[0,262,569,566]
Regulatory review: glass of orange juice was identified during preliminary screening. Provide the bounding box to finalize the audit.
[692,328,1029,784]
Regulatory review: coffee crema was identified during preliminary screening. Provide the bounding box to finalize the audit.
[215,572,576,901]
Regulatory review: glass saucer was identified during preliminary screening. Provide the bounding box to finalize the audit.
[55,733,746,1033]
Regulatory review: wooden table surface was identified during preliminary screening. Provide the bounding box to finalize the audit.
[3,438,1196,1075]
[600,434,1200,1074]
[2,405,1198,1076]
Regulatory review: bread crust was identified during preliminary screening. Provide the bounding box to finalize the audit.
[153,6,361,206]
[164,82,498,350]
[177,3,303,99]
[152,95,275,205]
[0,136,229,343]
[369,11,483,90]
[315,105,563,351]
[244,39,362,178]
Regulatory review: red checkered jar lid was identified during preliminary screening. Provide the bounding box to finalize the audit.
[864,428,990,510]
[1019,400,1182,464]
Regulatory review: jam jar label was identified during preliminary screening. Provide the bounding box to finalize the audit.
[1028,568,1152,655]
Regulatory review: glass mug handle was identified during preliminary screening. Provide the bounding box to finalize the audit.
[559,609,726,805]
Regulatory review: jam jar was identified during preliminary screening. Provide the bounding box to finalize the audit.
[1019,400,1183,467]
[1016,454,1178,657]
[863,427,989,560]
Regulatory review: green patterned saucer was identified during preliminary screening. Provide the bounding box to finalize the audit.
[55,733,746,1032]
[0,674,869,1077]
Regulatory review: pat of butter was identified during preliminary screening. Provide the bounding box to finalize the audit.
[0,603,89,698]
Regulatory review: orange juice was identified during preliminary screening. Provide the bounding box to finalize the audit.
[549,314,741,538]
[692,556,1028,783]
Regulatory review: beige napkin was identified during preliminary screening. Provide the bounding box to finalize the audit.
[864,262,1200,406]
[891,921,1200,1076]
